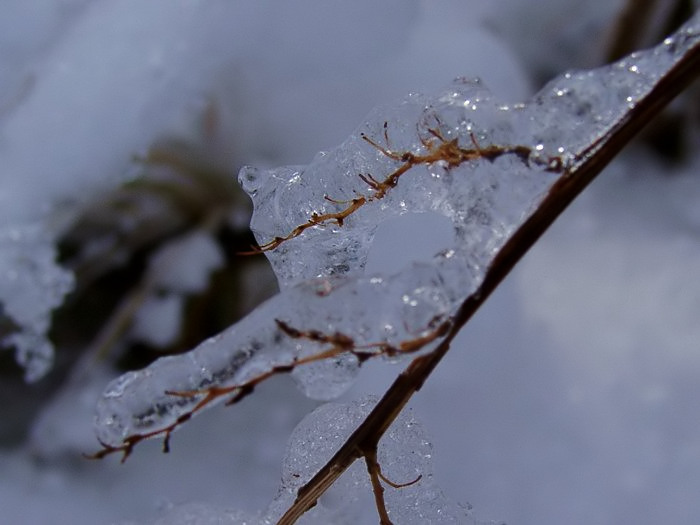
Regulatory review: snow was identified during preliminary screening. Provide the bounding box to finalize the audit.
[130,295,184,349]
[128,231,225,348]
[143,502,258,525]
[0,224,74,381]
[147,231,224,295]
[1,2,699,525]
[0,0,264,381]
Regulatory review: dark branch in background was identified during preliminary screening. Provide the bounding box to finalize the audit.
[277,22,700,525]
[607,0,694,61]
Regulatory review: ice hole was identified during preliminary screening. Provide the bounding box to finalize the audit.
[364,212,455,275]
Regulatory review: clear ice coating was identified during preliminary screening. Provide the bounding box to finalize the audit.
[94,14,700,447]
[266,397,471,524]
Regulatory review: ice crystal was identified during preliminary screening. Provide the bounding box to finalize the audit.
[94,13,699,448]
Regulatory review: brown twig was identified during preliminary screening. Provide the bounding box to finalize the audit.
[246,125,561,254]
[606,0,693,62]
[276,23,700,525]
[86,318,451,462]
[240,196,366,254]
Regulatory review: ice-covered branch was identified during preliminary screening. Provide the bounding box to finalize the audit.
[91,10,699,518]
[278,11,700,524]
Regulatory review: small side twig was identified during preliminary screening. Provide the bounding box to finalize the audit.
[364,446,393,525]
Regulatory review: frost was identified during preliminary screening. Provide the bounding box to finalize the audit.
[94,13,700,453]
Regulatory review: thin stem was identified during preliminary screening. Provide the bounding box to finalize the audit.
[365,447,394,525]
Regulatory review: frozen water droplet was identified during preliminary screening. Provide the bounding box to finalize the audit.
[238,165,263,196]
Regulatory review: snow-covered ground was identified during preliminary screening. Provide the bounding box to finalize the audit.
[1,1,699,524]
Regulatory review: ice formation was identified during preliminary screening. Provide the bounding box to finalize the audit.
[93,12,699,451]
[266,397,471,524]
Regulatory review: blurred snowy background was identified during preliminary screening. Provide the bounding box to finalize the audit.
[1,1,699,524]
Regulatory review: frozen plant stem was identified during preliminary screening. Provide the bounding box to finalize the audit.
[251,125,559,254]
[277,16,700,525]
[87,12,700,525]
